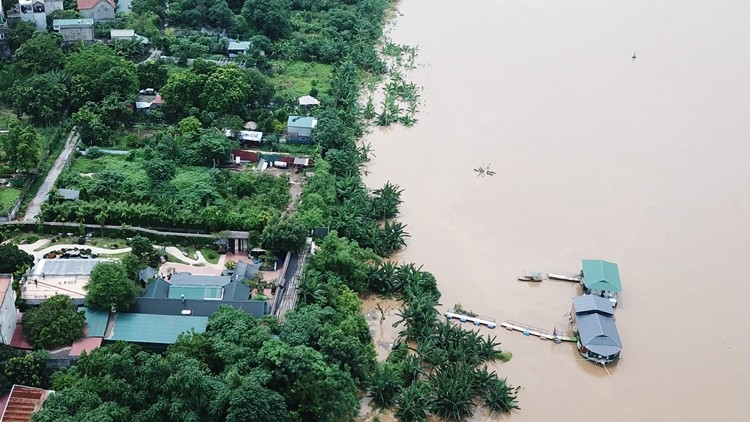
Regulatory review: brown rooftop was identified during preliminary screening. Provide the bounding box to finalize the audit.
[0,385,52,422]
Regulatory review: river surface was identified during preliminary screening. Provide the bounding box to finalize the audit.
[364,0,750,420]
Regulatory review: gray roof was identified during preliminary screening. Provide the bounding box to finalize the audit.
[139,267,158,283]
[572,295,614,316]
[33,259,110,277]
[231,261,259,283]
[227,41,252,51]
[223,280,250,301]
[129,297,267,318]
[143,277,170,298]
[575,313,622,357]
[56,189,80,201]
[169,274,231,287]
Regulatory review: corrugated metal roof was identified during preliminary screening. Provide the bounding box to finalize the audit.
[129,297,267,318]
[110,29,135,38]
[168,285,223,300]
[55,189,80,200]
[0,385,52,422]
[287,116,317,129]
[79,307,109,337]
[572,295,614,316]
[169,274,231,287]
[69,337,103,357]
[227,41,252,51]
[107,313,208,344]
[582,259,622,292]
[33,259,109,277]
[574,312,622,357]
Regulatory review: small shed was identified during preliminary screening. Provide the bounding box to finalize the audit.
[286,116,317,144]
[237,131,263,143]
[54,188,80,201]
[227,41,252,57]
[110,28,135,41]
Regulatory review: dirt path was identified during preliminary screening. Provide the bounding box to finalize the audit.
[23,130,80,221]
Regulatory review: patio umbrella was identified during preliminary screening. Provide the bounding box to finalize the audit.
[298,95,320,106]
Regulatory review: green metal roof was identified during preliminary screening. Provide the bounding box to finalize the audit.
[287,116,316,128]
[79,307,109,337]
[582,260,622,292]
[107,313,207,344]
[168,285,223,300]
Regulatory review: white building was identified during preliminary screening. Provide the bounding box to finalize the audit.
[16,0,63,32]
[0,274,18,345]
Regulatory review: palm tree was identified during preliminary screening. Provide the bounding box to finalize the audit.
[429,363,477,420]
[367,362,404,408]
[482,376,521,414]
[394,381,431,422]
[370,181,403,220]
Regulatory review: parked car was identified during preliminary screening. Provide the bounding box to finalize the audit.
[139,88,157,95]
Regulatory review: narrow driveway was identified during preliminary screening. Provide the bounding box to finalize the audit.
[139,49,162,65]
[23,130,79,221]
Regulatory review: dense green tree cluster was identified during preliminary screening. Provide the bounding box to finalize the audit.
[43,146,290,231]
[0,243,34,274]
[33,308,362,422]
[22,295,85,350]
[84,262,141,312]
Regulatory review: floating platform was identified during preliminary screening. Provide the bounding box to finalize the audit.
[445,310,496,329]
[500,320,576,343]
[518,272,543,282]
[547,273,582,282]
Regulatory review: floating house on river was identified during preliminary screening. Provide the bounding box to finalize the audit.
[581,259,621,307]
[571,295,622,365]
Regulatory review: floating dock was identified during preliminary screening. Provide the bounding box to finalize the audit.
[500,320,576,343]
[547,273,582,282]
[445,310,496,329]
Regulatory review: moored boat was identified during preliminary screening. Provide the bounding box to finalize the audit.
[518,272,543,282]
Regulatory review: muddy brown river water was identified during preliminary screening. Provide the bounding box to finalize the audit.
[364,0,750,420]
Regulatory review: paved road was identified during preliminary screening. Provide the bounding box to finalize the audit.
[23,130,79,221]
[138,49,162,65]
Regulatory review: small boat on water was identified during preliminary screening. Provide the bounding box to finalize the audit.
[547,273,581,282]
[518,272,543,282]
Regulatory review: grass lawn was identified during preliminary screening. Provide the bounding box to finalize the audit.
[270,60,333,98]
[166,253,188,265]
[185,246,220,264]
[0,188,21,215]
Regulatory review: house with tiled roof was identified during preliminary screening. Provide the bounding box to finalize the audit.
[77,0,114,21]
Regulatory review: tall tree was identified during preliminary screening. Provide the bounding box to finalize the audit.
[6,20,37,51]
[13,32,66,74]
[241,0,292,41]
[260,215,308,252]
[84,262,141,311]
[10,72,69,124]
[0,243,34,274]
[22,295,85,349]
[200,66,252,116]
[0,121,40,173]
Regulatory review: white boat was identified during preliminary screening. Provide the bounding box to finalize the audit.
[518,272,543,282]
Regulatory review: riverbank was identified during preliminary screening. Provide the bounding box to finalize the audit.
[365,0,750,420]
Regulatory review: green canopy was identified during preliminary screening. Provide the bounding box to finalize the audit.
[582,260,622,292]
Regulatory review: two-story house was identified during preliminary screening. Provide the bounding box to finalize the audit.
[77,0,115,22]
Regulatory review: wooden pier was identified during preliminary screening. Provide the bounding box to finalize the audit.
[445,310,497,329]
[547,273,582,282]
[500,320,577,343]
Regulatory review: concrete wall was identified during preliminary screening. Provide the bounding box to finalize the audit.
[59,26,94,42]
[0,276,17,345]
